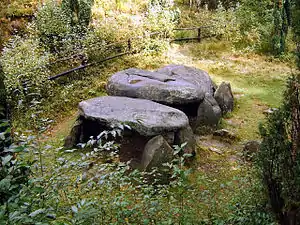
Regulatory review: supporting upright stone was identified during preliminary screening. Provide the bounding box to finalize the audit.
[214,81,234,114]
[196,93,222,132]
[175,125,196,156]
[141,135,173,171]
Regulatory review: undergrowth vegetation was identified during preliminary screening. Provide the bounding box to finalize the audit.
[258,74,300,223]
[0,121,276,224]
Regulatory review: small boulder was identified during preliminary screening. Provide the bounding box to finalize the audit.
[64,119,83,148]
[243,140,260,161]
[214,82,234,114]
[175,126,196,156]
[213,129,237,143]
[141,135,173,171]
[263,108,278,115]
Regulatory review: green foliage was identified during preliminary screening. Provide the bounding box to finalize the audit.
[196,171,276,225]
[35,0,73,53]
[219,0,239,9]
[0,65,7,119]
[235,0,274,52]
[291,0,300,68]
[177,6,240,47]
[1,0,37,17]
[36,1,71,37]
[0,123,31,206]
[257,74,300,224]
[0,120,11,153]
[146,2,179,35]
[0,36,52,111]
[0,125,193,224]
[150,0,174,8]
[177,0,239,11]
[272,0,291,55]
[35,0,93,55]
[61,0,94,30]
[142,37,169,56]
[0,119,276,224]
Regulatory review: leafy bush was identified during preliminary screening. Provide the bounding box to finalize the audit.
[84,14,144,51]
[0,122,31,207]
[221,173,276,225]
[291,0,300,68]
[36,0,71,36]
[177,7,238,43]
[235,0,274,52]
[36,0,72,52]
[82,0,178,60]
[1,36,52,112]
[0,123,195,224]
[147,0,179,34]
[61,0,94,30]
[257,74,300,224]
[179,0,275,53]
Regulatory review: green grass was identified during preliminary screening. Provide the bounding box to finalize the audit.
[168,40,293,140]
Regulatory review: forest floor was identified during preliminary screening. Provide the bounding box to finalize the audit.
[43,39,294,220]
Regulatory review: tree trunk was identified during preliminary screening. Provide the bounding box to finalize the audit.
[208,0,218,10]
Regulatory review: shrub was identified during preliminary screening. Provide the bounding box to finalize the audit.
[35,0,72,52]
[177,7,239,46]
[235,0,274,52]
[61,0,94,30]
[36,0,71,36]
[0,36,52,111]
[291,0,300,68]
[84,1,178,60]
[257,74,300,224]
[146,0,179,35]
[0,122,31,206]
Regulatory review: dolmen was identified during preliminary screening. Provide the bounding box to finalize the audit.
[65,64,234,170]
[65,96,195,170]
[107,64,234,132]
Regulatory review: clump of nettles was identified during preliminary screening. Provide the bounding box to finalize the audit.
[257,74,300,224]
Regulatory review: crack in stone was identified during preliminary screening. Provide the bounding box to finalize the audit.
[125,72,176,83]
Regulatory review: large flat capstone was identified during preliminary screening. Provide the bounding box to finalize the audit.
[106,68,206,105]
[65,96,195,165]
[78,96,189,136]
